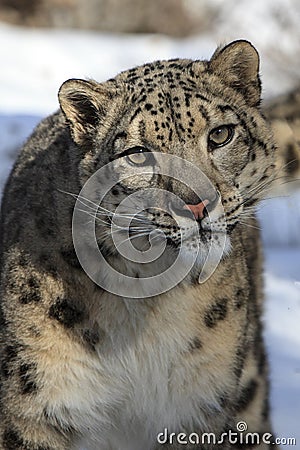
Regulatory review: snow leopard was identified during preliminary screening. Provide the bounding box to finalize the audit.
[0,40,280,449]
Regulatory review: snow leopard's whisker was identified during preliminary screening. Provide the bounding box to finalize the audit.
[59,190,131,215]
[238,213,256,221]
[76,209,144,230]
[73,192,145,217]
[240,157,299,202]
[242,164,289,198]
[60,190,148,223]
[276,157,300,176]
[271,177,300,189]
[242,176,274,199]
[79,202,148,224]
[239,220,262,231]
[76,209,154,238]
[97,210,149,224]
[112,227,154,236]
[114,231,154,248]
[77,209,152,234]
[103,199,150,214]
[74,195,145,219]
[239,207,256,217]
[76,208,112,227]
[239,178,274,208]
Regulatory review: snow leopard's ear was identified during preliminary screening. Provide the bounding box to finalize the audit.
[209,40,261,107]
[58,79,119,145]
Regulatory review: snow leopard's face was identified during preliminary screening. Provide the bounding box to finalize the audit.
[59,41,276,290]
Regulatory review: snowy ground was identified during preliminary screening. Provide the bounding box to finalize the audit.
[0,10,299,447]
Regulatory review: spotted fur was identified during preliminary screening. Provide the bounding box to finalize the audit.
[0,41,280,449]
[263,85,300,191]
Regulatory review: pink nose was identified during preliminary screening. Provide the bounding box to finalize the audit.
[184,199,209,220]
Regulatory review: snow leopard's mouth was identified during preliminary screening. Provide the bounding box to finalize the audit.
[104,196,228,250]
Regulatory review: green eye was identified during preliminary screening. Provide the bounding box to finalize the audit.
[121,147,154,166]
[127,148,148,165]
[208,125,234,149]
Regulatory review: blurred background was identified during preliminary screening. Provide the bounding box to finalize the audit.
[0,0,299,447]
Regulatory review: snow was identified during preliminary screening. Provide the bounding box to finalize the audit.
[211,0,300,96]
[0,22,216,115]
[259,192,300,247]
[0,5,299,446]
[264,252,300,444]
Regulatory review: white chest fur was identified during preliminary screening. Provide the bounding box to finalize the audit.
[46,287,226,450]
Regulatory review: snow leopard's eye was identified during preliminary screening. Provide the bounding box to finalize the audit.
[121,147,154,166]
[208,125,235,150]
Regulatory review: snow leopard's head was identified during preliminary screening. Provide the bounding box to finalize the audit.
[59,40,276,295]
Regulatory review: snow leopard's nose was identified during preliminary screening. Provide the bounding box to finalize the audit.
[183,199,210,220]
[169,199,210,220]
[169,192,220,221]
[186,190,221,218]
